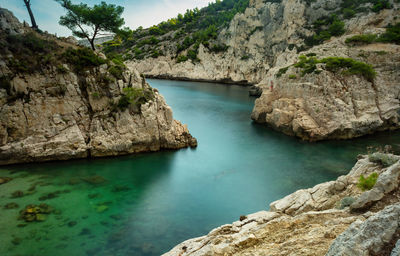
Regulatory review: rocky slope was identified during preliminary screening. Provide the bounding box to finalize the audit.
[126,0,400,140]
[164,152,400,255]
[0,8,196,165]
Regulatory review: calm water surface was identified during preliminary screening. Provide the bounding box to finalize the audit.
[1,79,399,256]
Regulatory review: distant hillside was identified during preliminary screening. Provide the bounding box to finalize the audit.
[78,35,114,48]
[101,0,249,62]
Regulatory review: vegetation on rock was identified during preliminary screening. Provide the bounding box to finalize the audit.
[346,23,400,45]
[117,87,155,111]
[291,55,376,81]
[101,0,249,62]
[357,172,378,191]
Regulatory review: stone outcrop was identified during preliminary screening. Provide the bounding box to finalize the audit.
[327,203,400,256]
[251,35,400,141]
[164,154,400,255]
[127,0,400,141]
[0,9,196,165]
[247,0,400,140]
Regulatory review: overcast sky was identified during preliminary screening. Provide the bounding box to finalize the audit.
[0,0,211,37]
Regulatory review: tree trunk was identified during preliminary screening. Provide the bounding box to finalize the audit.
[23,0,38,30]
[89,39,96,51]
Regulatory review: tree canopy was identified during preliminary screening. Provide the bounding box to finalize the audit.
[55,0,125,50]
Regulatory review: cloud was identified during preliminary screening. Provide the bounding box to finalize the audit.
[0,0,212,36]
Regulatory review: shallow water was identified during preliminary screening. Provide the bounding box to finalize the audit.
[1,79,399,256]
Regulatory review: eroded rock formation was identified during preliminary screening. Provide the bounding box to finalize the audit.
[0,8,196,165]
[164,153,400,256]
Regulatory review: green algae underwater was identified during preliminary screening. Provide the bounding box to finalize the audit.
[1,79,399,256]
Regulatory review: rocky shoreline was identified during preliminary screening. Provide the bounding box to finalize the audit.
[144,75,253,86]
[164,152,400,255]
[0,8,197,166]
[128,0,400,141]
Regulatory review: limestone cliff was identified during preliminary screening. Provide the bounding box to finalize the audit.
[164,153,400,255]
[126,0,400,141]
[0,8,196,165]
[251,0,400,141]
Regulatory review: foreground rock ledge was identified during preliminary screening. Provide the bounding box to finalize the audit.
[164,154,400,256]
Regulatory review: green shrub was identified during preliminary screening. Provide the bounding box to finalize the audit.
[210,44,229,53]
[63,47,106,72]
[369,152,399,167]
[276,66,290,77]
[357,172,378,191]
[241,55,250,60]
[117,87,154,110]
[345,34,377,45]
[288,74,297,79]
[378,22,400,44]
[108,65,124,80]
[371,0,392,12]
[342,8,356,18]
[294,55,319,76]
[176,55,189,63]
[329,20,346,36]
[320,57,376,81]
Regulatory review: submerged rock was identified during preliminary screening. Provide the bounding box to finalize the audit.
[67,221,77,227]
[39,191,61,201]
[81,175,107,185]
[19,204,54,222]
[11,237,22,245]
[4,202,19,209]
[69,177,82,185]
[96,205,109,213]
[11,190,24,198]
[112,185,131,192]
[0,177,12,185]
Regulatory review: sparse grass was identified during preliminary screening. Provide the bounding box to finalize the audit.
[357,172,378,191]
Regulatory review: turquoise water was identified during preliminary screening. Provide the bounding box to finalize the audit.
[1,79,399,256]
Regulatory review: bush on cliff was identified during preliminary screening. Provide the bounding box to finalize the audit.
[117,87,154,111]
[378,22,400,44]
[320,57,376,82]
[292,56,376,81]
[357,172,378,191]
[63,47,106,73]
[345,34,377,45]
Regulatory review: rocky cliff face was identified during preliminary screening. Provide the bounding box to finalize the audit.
[128,0,400,140]
[251,0,400,141]
[0,8,196,165]
[164,153,400,255]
